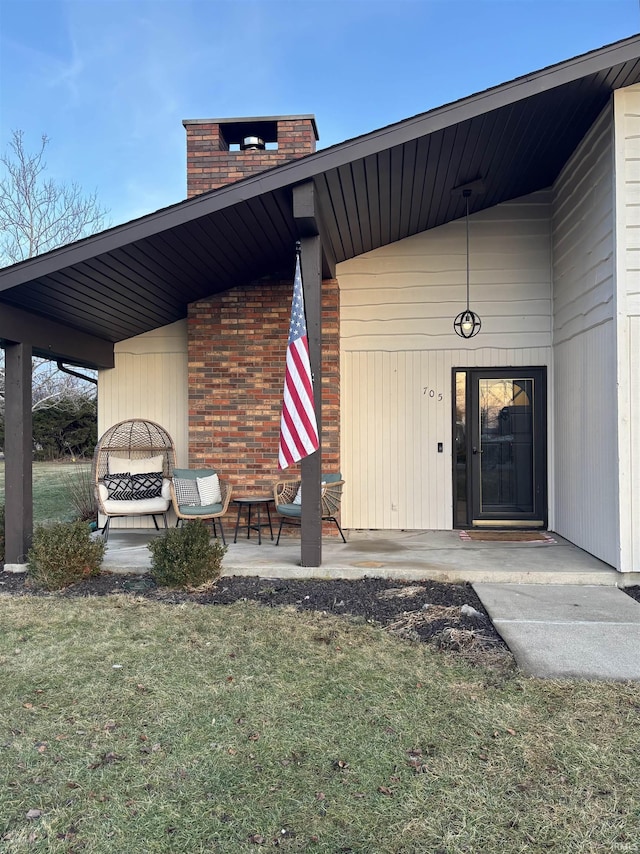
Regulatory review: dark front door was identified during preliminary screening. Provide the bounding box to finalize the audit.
[454,368,547,528]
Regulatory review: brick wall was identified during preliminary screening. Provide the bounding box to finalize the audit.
[185,117,317,197]
[188,276,340,528]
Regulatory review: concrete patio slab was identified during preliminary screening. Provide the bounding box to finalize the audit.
[99,529,639,587]
[473,583,640,680]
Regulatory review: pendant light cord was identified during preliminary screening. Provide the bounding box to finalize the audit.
[453,187,481,338]
[464,189,471,312]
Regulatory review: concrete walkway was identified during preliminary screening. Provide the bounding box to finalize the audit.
[473,583,640,681]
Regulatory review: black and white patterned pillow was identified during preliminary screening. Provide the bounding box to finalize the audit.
[130,472,163,499]
[104,473,133,500]
[103,472,162,501]
[173,477,201,507]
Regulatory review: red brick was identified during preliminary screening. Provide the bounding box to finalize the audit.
[187,277,340,517]
[184,117,317,195]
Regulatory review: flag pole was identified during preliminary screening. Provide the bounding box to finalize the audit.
[291,182,323,566]
[298,236,322,566]
[277,239,320,471]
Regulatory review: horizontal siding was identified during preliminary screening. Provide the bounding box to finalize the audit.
[98,321,188,529]
[621,86,640,304]
[339,191,552,352]
[552,105,617,567]
[553,107,615,343]
[341,347,550,530]
[618,84,640,304]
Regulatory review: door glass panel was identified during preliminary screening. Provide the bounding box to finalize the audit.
[478,378,534,513]
[454,371,467,527]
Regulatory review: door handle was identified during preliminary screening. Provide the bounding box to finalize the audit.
[472,447,483,455]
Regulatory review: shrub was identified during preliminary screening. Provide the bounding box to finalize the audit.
[62,464,97,522]
[27,520,105,590]
[148,520,226,589]
[30,398,97,461]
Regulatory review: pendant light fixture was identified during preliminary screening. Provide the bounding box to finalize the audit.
[454,189,481,339]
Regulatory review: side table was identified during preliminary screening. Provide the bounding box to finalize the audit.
[232,497,274,545]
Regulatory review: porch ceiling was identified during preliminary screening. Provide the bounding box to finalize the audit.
[1,34,639,362]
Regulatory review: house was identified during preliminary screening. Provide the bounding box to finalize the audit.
[1,34,639,575]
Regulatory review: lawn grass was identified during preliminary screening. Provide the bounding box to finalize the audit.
[0,461,91,526]
[1,596,639,853]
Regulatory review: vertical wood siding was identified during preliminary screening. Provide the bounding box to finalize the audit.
[338,193,552,530]
[553,326,617,561]
[614,85,640,572]
[97,321,188,529]
[628,315,640,572]
[342,348,551,529]
[552,106,617,566]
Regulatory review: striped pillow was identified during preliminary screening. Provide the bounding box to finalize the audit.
[197,474,222,505]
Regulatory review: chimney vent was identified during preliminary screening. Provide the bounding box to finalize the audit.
[241,136,265,151]
[183,114,319,197]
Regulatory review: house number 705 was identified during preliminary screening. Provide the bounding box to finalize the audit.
[423,387,443,401]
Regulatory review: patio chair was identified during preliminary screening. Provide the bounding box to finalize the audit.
[92,419,176,541]
[273,473,346,545]
[171,468,232,544]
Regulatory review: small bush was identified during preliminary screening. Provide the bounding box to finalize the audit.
[62,464,97,522]
[148,520,226,589]
[27,520,105,590]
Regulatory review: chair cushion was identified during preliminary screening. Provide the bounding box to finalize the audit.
[277,503,302,518]
[173,468,216,480]
[101,495,171,514]
[108,454,164,475]
[174,477,201,506]
[177,503,224,517]
[197,474,222,505]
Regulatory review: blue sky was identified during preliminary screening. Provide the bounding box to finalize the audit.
[1,0,639,228]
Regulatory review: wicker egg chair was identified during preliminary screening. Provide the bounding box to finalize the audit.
[92,419,176,540]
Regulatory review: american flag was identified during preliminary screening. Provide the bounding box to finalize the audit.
[278,249,319,469]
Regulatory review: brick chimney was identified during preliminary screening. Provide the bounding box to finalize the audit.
[183,114,319,198]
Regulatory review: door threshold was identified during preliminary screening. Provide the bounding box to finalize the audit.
[471,520,545,528]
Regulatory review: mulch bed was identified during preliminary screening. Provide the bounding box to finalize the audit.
[624,586,640,605]
[0,570,507,655]
[4,570,639,663]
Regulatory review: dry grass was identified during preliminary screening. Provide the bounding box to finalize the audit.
[1,595,639,853]
[0,462,92,525]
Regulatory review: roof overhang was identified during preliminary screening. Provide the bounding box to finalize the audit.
[1,33,639,365]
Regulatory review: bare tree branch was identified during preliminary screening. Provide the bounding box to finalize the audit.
[0,130,107,425]
[0,130,108,265]
[0,358,97,418]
